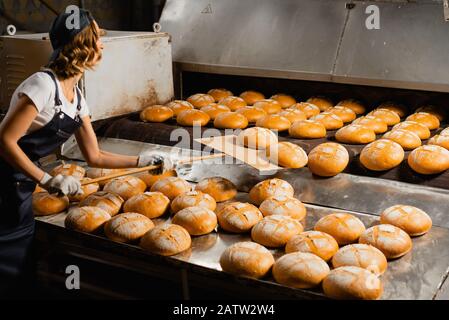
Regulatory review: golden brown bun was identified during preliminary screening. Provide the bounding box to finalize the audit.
[332,244,388,275]
[273,252,330,289]
[291,102,321,118]
[406,112,440,130]
[208,88,233,102]
[195,177,237,202]
[217,202,263,233]
[200,104,231,120]
[214,112,249,129]
[329,106,357,123]
[177,109,210,127]
[123,192,170,219]
[359,224,413,259]
[150,177,192,200]
[172,206,218,236]
[286,231,339,262]
[65,206,111,233]
[104,212,154,243]
[86,168,126,187]
[187,93,215,108]
[140,105,173,123]
[80,191,124,217]
[68,179,100,203]
[415,105,446,121]
[271,94,296,108]
[310,112,344,130]
[103,176,147,201]
[382,129,422,151]
[307,143,349,177]
[256,114,291,131]
[288,120,327,139]
[278,109,307,123]
[240,91,265,105]
[323,266,383,300]
[360,139,405,171]
[408,145,449,174]
[220,242,274,279]
[166,100,194,117]
[237,127,278,150]
[251,215,304,247]
[249,178,295,206]
[335,124,376,145]
[428,135,449,150]
[51,164,85,179]
[135,170,177,189]
[381,205,432,237]
[367,108,401,126]
[378,102,408,118]
[265,142,308,169]
[442,127,449,136]
[140,224,191,256]
[171,191,217,214]
[307,97,334,112]
[33,192,69,216]
[352,116,388,134]
[253,99,283,115]
[314,213,366,246]
[392,121,431,140]
[235,106,267,123]
[259,195,306,220]
[218,96,247,111]
[337,99,366,115]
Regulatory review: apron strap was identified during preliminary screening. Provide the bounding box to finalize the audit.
[41,71,63,107]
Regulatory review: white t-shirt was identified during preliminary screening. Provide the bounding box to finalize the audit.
[6,69,90,134]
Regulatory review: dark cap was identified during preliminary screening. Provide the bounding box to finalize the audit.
[49,9,95,62]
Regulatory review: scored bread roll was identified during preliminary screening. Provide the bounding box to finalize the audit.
[315,213,366,246]
[288,120,327,139]
[200,104,231,120]
[214,112,249,129]
[177,109,210,127]
[378,102,408,118]
[253,99,282,115]
[291,102,321,118]
[140,105,174,123]
[271,94,296,108]
[150,177,192,200]
[428,134,449,150]
[135,169,177,189]
[256,114,291,131]
[332,244,388,275]
[415,105,446,121]
[335,124,376,145]
[323,266,383,300]
[266,142,308,169]
[187,93,215,108]
[259,195,307,220]
[240,91,265,105]
[249,178,295,206]
[329,106,357,123]
[310,112,344,130]
[307,143,349,177]
[86,168,126,187]
[307,97,334,112]
[171,191,217,214]
[353,116,388,134]
[166,100,194,117]
[359,224,413,259]
[442,127,449,136]
[408,145,449,174]
[51,164,85,179]
[278,109,307,123]
[237,127,278,150]
[336,99,366,115]
[65,206,111,233]
[367,108,401,126]
[80,191,124,217]
[220,242,275,279]
[172,206,218,236]
[68,179,100,203]
[235,106,267,123]
[140,224,191,256]
[103,176,147,201]
[382,129,422,151]
[406,112,440,130]
[217,202,263,233]
[104,212,154,243]
[195,177,237,202]
[285,231,339,262]
[360,139,405,171]
[393,121,431,140]
[208,88,233,102]
[381,205,432,237]
[273,252,330,289]
[123,192,170,219]
[219,96,247,111]
[251,215,304,248]
[33,192,69,216]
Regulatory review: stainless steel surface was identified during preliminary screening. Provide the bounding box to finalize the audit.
[436,274,449,300]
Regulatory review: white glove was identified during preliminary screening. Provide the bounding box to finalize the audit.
[137,152,175,175]
[40,173,83,196]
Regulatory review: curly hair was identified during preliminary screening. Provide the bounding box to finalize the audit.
[47,21,102,79]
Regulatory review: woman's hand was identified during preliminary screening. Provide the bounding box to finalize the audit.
[40,173,83,196]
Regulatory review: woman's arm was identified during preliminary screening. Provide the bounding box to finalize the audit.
[75,116,139,169]
[0,96,48,183]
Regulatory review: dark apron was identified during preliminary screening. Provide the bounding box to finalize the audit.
[0,71,83,293]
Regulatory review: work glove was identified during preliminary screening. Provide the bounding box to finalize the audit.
[40,173,84,197]
[137,152,175,175]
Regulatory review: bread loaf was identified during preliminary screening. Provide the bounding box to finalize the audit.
[307,143,349,177]
[217,202,263,233]
[166,100,194,117]
[140,224,192,256]
[208,88,233,102]
[392,121,431,140]
[33,192,69,216]
[314,213,366,245]
[367,108,401,126]
[265,142,308,169]
[378,102,408,118]
[80,191,124,217]
[381,205,432,237]
[68,178,100,203]
[86,168,126,187]
[285,231,339,262]
[195,177,237,202]
[103,176,147,201]
[253,99,282,115]
[150,177,192,200]
[335,124,376,145]
[408,145,449,174]
[336,99,366,115]
[177,109,210,127]
[51,164,85,179]
[135,169,177,189]
[65,206,111,233]
[123,192,170,219]
[249,178,295,206]
[187,93,215,108]
[256,114,291,131]
[332,244,388,275]
[237,127,278,150]
[353,116,388,134]
[271,94,296,108]
[406,112,440,130]
[278,109,307,123]
[104,212,154,243]
[428,134,449,150]
[235,106,267,123]
[172,206,218,236]
[288,120,327,139]
[140,105,174,123]
[415,105,446,121]
[360,139,405,171]
[200,104,231,120]
[171,191,217,214]
[240,91,265,105]
[310,112,344,130]
[382,129,422,151]
[214,112,249,129]
[291,103,321,118]
[329,106,357,123]
[259,195,307,220]
[307,97,334,112]
[218,96,247,111]
[251,215,304,247]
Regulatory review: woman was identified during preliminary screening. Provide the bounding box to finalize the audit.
[0,10,171,295]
